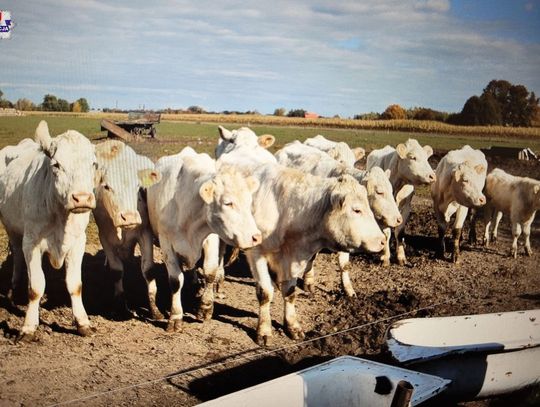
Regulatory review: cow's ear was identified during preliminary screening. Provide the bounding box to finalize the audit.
[199,180,215,204]
[534,185,540,194]
[96,140,124,161]
[474,164,485,175]
[423,145,433,157]
[454,168,462,182]
[245,176,260,193]
[138,169,161,188]
[353,147,365,161]
[218,126,234,141]
[396,143,407,159]
[385,169,392,179]
[258,134,275,149]
[35,120,53,156]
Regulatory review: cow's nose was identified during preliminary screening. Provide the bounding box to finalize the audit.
[72,192,95,207]
[252,233,262,246]
[396,215,403,225]
[119,211,141,226]
[478,196,486,206]
[428,173,436,182]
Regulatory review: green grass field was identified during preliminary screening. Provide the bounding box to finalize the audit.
[2,114,540,160]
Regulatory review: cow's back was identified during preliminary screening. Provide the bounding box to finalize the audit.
[366,145,395,171]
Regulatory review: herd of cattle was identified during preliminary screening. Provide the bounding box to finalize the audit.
[0,120,539,345]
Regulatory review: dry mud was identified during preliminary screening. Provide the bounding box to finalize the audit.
[0,153,539,406]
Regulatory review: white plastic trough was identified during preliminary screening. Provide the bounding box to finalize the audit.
[387,309,540,400]
[197,356,450,407]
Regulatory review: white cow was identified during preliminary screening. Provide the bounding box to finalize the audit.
[145,147,262,332]
[431,145,487,262]
[215,128,385,344]
[367,139,436,265]
[93,140,161,319]
[0,121,97,341]
[304,135,365,168]
[481,168,540,258]
[243,164,385,345]
[276,141,401,296]
[215,125,275,161]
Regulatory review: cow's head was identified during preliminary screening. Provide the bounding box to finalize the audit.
[95,140,161,235]
[324,175,385,253]
[395,139,436,185]
[451,162,487,208]
[198,165,262,249]
[215,126,275,158]
[327,142,365,168]
[362,167,402,228]
[35,120,97,213]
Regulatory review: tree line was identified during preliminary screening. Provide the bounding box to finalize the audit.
[353,79,539,127]
[0,90,90,113]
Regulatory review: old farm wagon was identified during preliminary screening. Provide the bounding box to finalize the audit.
[101,112,161,141]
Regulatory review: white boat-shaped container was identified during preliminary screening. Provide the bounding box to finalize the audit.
[387,309,540,400]
[197,356,450,407]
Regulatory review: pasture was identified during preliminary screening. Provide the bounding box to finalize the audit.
[0,115,539,406]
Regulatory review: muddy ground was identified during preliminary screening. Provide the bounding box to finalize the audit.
[1,153,539,407]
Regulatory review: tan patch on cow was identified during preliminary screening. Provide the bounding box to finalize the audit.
[353,147,365,161]
[28,288,40,302]
[72,284,82,297]
[138,169,161,188]
[199,180,215,204]
[474,164,485,175]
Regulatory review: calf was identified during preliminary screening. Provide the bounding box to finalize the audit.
[0,121,97,340]
[482,168,540,258]
[93,140,161,319]
[145,147,262,332]
[431,145,487,262]
[304,134,365,167]
[366,139,436,265]
[276,141,401,296]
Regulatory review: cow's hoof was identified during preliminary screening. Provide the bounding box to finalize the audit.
[397,258,407,267]
[344,289,357,298]
[287,326,305,341]
[166,319,183,333]
[149,306,165,321]
[16,331,39,343]
[526,248,533,257]
[77,325,96,337]
[303,282,315,294]
[196,304,214,321]
[256,334,272,347]
[380,258,391,267]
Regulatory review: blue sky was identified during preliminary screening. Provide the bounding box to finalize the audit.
[1,0,539,117]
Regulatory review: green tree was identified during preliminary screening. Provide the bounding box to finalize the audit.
[41,94,59,111]
[76,98,90,112]
[187,105,205,114]
[287,109,306,117]
[58,98,70,112]
[506,85,530,126]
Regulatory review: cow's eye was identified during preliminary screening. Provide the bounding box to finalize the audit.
[409,156,417,161]
[51,160,61,170]
[103,184,112,191]
[93,162,99,170]
[353,207,362,214]
[223,200,233,207]
[376,189,384,196]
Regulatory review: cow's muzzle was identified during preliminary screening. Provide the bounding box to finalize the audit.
[114,211,142,229]
[70,192,96,213]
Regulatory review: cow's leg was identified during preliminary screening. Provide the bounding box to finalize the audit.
[280,279,304,340]
[302,253,317,294]
[468,208,477,244]
[511,222,523,258]
[161,242,184,332]
[139,230,162,320]
[65,236,93,336]
[338,251,356,297]
[19,243,45,341]
[492,211,503,242]
[9,238,26,303]
[101,243,131,320]
[435,211,447,259]
[215,240,226,299]
[197,234,220,321]
[452,206,469,263]
[246,250,274,346]
[484,208,494,247]
[523,218,534,256]
[380,227,392,266]
[395,204,412,266]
